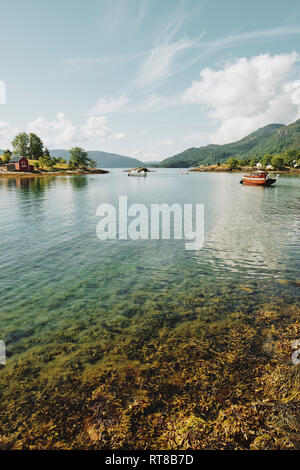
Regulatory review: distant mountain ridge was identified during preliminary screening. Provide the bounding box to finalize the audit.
[49,150,144,168]
[159,120,300,168]
[0,148,144,168]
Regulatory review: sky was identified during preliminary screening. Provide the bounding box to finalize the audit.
[0,0,300,161]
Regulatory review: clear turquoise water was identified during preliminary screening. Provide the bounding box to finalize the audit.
[0,170,300,448]
[1,170,300,350]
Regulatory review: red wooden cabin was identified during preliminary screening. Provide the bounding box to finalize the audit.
[10,155,34,172]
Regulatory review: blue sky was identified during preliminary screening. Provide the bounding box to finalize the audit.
[1,0,300,161]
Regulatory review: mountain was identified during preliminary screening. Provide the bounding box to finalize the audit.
[159,120,300,168]
[49,149,144,168]
[143,160,161,166]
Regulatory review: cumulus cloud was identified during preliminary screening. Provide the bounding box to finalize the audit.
[26,112,127,148]
[0,122,19,148]
[27,113,77,148]
[89,94,129,114]
[182,52,300,143]
[82,116,126,140]
[82,116,112,138]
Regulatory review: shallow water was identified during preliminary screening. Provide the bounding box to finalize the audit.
[1,169,300,355]
[0,170,299,448]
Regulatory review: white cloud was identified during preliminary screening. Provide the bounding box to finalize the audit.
[82,116,126,140]
[27,113,77,148]
[182,52,300,143]
[130,150,161,162]
[82,116,112,138]
[135,36,201,89]
[0,114,126,151]
[202,26,300,52]
[0,122,19,148]
[134,5,205,90]
[89,94,129,114]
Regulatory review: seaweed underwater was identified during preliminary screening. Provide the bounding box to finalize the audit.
[0,276,299,450]
[1,173,300,450]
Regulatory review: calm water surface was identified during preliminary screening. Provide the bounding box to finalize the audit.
[0,169,300,363]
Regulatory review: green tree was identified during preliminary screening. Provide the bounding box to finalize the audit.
[250,157,258,167]
[2,149,12,163]
[271,155,285,170]
[12,132,29,157]
[227,157,239,169]
[29,133,44,160]
[43,148,51,158]
[283,149,300,167]
[261,154,272,168]
[51,157,59,166]
[34,161,40,170]
[69,147,95,169]
[39,155,52,169]
[285,149,297,163]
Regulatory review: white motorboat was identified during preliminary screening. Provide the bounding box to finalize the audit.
[128,169,147,177]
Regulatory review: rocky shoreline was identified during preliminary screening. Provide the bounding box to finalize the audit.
[189,165,300,174]
[0,169,109,178]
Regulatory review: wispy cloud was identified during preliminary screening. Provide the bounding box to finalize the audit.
[133,3,205,90]
[134,35,204,90]
[134,22,300,100]
[99,0,149,34]
[208,25,300,49]
[185,25,300,68]
[89,94,129,114]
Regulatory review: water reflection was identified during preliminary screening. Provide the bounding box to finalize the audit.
[69,175,88,189]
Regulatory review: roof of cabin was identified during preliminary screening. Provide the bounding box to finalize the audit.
[10,155,26,163]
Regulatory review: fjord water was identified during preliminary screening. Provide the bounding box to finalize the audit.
[0,170,299,448]
[1,169,300,361]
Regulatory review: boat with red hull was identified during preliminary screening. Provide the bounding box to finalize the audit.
[240,171,278,186]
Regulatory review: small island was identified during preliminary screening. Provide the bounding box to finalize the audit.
[0,132,109,177]
[124,167,152,174]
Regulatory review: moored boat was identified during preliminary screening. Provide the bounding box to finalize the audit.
[128,167,148,177]
[240,171,279,186]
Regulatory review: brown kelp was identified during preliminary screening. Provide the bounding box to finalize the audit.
[0,278,299,450]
